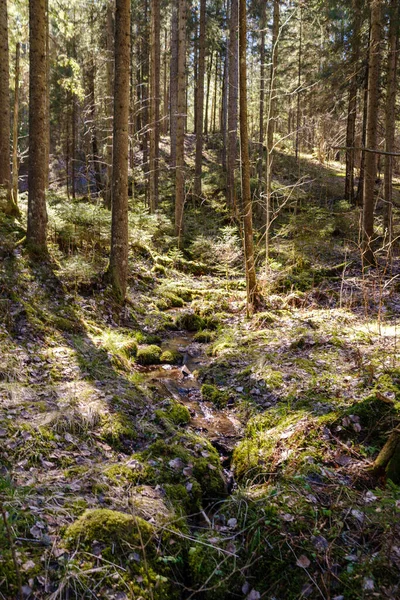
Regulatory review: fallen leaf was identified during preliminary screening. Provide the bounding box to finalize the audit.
[21,560,36,571]
[296,555,311,568]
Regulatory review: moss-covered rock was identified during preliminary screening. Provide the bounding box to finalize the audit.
[160,349,182,364]
[64,508,153,548]
[136,433,226,505]
[136,344,162,365]
[201,383,229,408]
[156,400,191,426]
[175,311,206,331]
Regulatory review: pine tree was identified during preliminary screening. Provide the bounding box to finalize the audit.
[0,0,10,203]
[108,0,130,299]
[239,0,259,312]
[27,0,48,253]
[362,0,382,266]
[174,0,187,241]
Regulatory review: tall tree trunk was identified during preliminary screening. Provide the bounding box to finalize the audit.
[227,0,238,212]
[295,4,303,160]
[45,0,50,189]
[0,0,10,202]
[221,43,228,169]
[356,43,369,206]
[170,0,178,166]
[194,0,206,198]
[344,0,362,204]
[142,0,149,199]
[109,0,130,299]
[239,0,259,312]
[383,0,399,248]
[149,0,160,212]
[174,0,187,241]
[104,2,114,209]
[88,49,103,195]
[204,49,213,137]
[362,0,382,266]
[163,27,168,136]
[265,0,279,265]
[257,1,266,188]
[212,54,219,133]
[27,0,48,253]
[10,42,20,215]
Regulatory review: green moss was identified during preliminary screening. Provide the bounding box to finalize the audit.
[104,461,150,485]
[193,330,215,343]
[50,315,82,333]
[64,508,153,550]
[138,433,226,502]
[188,538,239,600]
[160,349,182,364]
[120,339,138,358]
[175,311,206,331]
[164,483,199,514]
[136,344,162,365]
[156,400,191,426]
[201,383,229,408]
[100,413,136,450]
[157,291,185,309]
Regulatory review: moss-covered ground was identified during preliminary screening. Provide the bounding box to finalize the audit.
[1,151,400,598]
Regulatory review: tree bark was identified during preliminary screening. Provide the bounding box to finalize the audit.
[170,0,178,167]
[362,0,382,266]
[295,4,302,161]
[10,42,20,215]
[174,0,186,241]
[204,49,213,137]
[383,0,399,247]
[88,47,103,196]
[239,0,259,313]
[194,0,206,198]
[0,0,10,202]
[104,2,114,209]
[344,0,362,205]
[265,0,280,265]
[227,0,238,212]
[356,44,369,206]
[27,0,48,253]
[257,1,266,188]
[108,0,130,300]
[149,0,160,212]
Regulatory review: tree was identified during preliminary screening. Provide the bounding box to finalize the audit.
[265,0,280,264]
[149,0,160,212]
[226,0,238,213]
[383,0,399,248]
[0,0,10,203]
[170,0,178,167]
[174,0,187,241]
[108,0,130,299]
[344,0,362,205]
[362,0,382,266]
[104,1,114,209]
[10,41,20,215]
[239,0,259,312]
[27,0,48,253]
[194,0,206,198]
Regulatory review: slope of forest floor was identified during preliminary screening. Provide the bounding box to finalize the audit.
[1,153,400,600]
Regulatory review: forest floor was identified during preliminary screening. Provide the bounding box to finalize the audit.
[1,150,400,600]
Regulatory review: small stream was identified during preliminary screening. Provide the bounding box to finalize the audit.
[143,331,242,463]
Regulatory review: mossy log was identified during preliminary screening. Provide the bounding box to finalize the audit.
[369,427,400,483]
